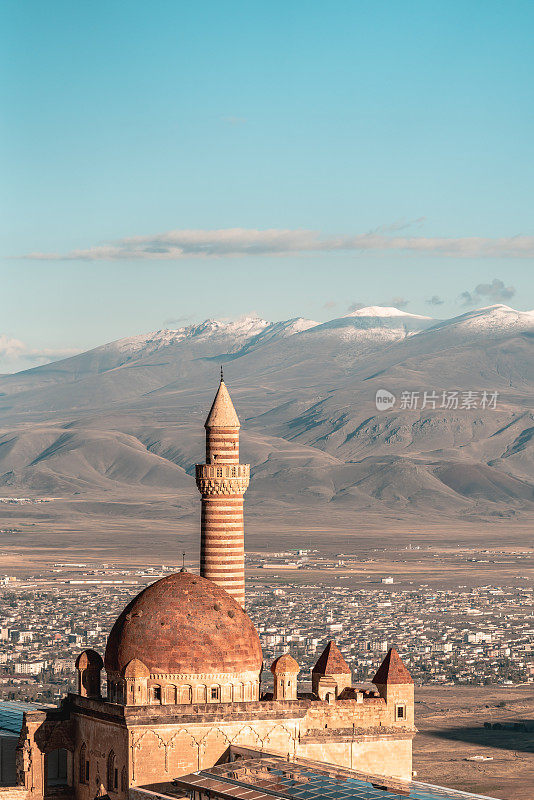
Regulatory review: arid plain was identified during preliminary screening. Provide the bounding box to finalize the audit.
[415,686,534,800]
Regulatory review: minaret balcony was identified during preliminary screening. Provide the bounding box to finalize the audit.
[195,463,250,495]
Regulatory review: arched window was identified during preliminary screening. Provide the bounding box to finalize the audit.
[168,685,178,704]
[151,685,162,703]
[107,750,118,793]
[197,684,207,703]
[121,766,127,793]
[210,685,220,701]
[79,743,87,784]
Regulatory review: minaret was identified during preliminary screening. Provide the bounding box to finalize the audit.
[195,374,249,606]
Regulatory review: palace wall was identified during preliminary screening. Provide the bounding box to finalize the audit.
[296,736,413,782]
[74,713,129,800]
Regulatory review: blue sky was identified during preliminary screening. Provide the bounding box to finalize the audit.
[1,0,533,371]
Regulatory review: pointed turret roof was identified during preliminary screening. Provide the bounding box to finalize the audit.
[372,648,413,685]
[271,653,300,674]
[312,641,351,675]
[205,378,240,428]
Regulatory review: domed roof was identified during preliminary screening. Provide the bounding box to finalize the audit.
[270,653,300,674]
[104,572,262,676]
[123,658,150,678]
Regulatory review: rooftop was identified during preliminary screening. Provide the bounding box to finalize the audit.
[0,700,53,734]
[313,641,351,675]
[159,752,501,800]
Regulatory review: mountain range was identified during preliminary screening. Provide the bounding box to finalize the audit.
[0,304,533,525]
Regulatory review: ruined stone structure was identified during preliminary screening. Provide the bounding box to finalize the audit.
[17,378,416,800]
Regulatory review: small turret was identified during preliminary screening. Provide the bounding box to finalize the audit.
[312,641,352,700]
[75,649,103,699]
[271,653,300,700]
[372,647,414,726]
[122,658,150,706]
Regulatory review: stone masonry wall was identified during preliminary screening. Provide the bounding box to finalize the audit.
[298,737,413,782]
[74,714,129,800]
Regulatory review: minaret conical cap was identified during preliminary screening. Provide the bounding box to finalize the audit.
[205,379,241,428]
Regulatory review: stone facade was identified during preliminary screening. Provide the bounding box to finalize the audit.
[17,687,415,800]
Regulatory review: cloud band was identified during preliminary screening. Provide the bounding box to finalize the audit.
[21,228,534,261]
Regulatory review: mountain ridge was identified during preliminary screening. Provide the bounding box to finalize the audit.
[0,304,532,522]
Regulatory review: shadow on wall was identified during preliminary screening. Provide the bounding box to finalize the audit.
[423,721,534,754]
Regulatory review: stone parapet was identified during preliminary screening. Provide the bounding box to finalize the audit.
[301,726,416,742]
[195,464,250,495]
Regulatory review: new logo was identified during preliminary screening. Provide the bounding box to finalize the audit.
[375,389,396,411]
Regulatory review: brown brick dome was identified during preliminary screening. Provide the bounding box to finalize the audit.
[104,572,262,676]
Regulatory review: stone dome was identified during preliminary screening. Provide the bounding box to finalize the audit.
[104,572,262,676]
[271,653,300,674]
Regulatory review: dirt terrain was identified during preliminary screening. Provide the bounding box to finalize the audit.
[0,498,533,580]
[414,686,534,799]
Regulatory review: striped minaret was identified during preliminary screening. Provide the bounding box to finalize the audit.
[195,375,249,607]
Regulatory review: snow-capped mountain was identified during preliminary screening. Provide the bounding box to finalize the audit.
[57,307,438,365]
[421,304,534,342]
[3,305,533,394]
[100,315,318,357]
[0,304,532,523]
[302,306,436,340]
[112,316,271,355]
[344,306,432,320]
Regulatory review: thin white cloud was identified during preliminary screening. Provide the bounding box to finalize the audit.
[0,335,80,374]
[0,334,26,360]
[20,228,534,261]
[20,347,81,362]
